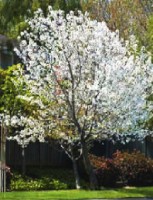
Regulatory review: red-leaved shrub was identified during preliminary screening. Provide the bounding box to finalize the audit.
[113,150,153,186]
[89,151,153,187]
[89,154,119,187]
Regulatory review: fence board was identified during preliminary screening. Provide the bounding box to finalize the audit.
[6,140,71,168]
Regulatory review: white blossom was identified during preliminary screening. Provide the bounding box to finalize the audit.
[12,8,153,148]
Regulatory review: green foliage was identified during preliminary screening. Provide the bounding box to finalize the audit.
[11,168,75,191]
[81,0,153,52]
[0,0,81,39]
[0,64,44,115]
[145,15,153,57]
[0,64,41,138]
[0,64,35,115]
[0,64,24,115]
[27,167,75,189]
[142,15,153,131]
[0,0,30,38]
[11,174,68,191]
[90,151,153,187]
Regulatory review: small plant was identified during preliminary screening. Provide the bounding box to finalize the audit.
[11,176,68,191]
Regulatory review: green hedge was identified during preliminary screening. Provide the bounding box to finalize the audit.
[10,168,75,191]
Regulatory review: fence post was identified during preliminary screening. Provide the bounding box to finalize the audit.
[0,123,6,192]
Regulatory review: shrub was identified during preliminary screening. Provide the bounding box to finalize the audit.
[113,150,153,186]
[10,169,75,191]
[89,154,119,187]
[89,151,153,187]
[26,168,75,189]
[11,175,68,191]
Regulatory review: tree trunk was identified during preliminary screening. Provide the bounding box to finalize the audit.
[0,124,6,192]
[72,153,81,189]
[81,137,98,190]
[21,147,26,176]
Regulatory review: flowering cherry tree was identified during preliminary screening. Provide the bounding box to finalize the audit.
[15,7,153,189]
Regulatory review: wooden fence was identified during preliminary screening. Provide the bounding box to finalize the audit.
[5,137,153,168]
[6,140,71,168]
[91,137,153,158]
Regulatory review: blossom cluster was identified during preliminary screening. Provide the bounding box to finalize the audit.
[13,7,153,145]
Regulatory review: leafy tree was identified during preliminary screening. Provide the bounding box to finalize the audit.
[0,64,26,174]
[0,64,24,116]
[145,15,153,56]
[107,0,150,45]
[81,0,153,47]
[145,16,153,130]
[11,8,153,189]
[144,15,153,131]
[0,0,81,39]
[0,64,45,175]
[81,0,110,21]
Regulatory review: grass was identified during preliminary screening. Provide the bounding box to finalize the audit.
[0,187,153,200]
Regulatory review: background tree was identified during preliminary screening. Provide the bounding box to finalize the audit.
[107,0,152,46]
[81,0,110,21]
[0,0,81,39]
[142,12,153,131]
[0,64,45,175]
[81,0,153,48]
[0,65,25,116]
[145,15,153,56]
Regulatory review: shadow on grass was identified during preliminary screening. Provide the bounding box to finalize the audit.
[123,187,153,197]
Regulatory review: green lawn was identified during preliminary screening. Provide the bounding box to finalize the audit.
[0,187,153,200]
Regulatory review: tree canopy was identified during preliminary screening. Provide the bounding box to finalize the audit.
[5,7,152,188]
